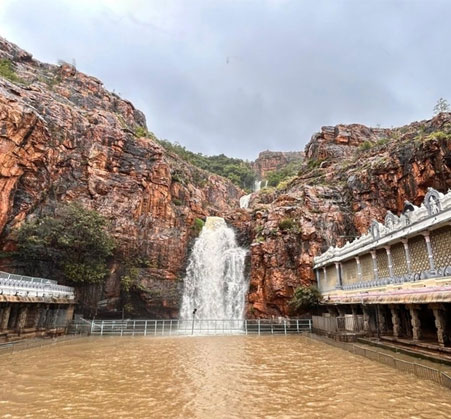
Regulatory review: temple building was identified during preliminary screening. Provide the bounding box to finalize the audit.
[313,188,451,353]
[0,271,75,342]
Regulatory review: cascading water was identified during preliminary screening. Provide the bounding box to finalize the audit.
[180,217,248,331]
[239,179,267,209]
[239,194,251,209]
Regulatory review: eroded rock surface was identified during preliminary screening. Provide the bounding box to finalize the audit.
[244,115,451,317]
[0,37,242,317]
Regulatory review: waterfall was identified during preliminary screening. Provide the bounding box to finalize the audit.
[254,180,262,191]
[240,194,251,209]
[240,179,267,209]
[180,217,248,324]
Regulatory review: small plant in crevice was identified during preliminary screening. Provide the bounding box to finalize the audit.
[289,285,322,314]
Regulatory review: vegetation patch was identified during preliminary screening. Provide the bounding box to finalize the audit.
[17,203,115,284]
[192,217,205,236]
[266,159,303,187]
[0,58,24,84]
[157,139,256,190]
[289,285,322,314]
[278,217,300,233]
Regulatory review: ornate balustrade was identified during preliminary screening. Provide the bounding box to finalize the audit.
[0,271,74,299]
[314,188,451,293]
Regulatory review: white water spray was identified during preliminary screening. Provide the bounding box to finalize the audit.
[239,194,251,209]
[180,217,248,322]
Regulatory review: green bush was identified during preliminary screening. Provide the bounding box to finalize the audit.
[192,218,205,236]
[17,203,115,284]
[157,139,256,190]
[173,198,183,206]
[290,285,322,313]
[278,217,300,233]
[266,159,303,188]
[135,126,150,138]
[376,137,390,146]
[0,58,24,84]
[359,141,373,151]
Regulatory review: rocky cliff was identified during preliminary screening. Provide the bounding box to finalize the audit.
[252,150,304,179]
[0,37,242,317]
[2,37,451,320]
[244,116,451,317]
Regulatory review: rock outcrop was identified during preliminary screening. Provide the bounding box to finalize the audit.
[0,37,242,317]
[252,150,304,179]
[2,37,451,320]
[245,115,451,317]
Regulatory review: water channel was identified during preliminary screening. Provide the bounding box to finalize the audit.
[1,335,450,418]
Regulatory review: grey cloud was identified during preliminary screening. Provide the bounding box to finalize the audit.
[1,0,450,159]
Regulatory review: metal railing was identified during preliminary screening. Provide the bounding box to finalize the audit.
[0,271,75,299]
[309,334,451,390]
[70,318,312,337]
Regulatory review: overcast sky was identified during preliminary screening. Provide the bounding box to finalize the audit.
[1,0,450,159]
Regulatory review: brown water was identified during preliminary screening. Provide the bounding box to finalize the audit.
[0,336,450,419]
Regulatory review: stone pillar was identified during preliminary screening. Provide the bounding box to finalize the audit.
[31,304,41,329]
[370,251,379,281]
[315,269,320,289]
[408,305,422,341]
[422,231,435,271]
[0,305,11,331]
[8,305,18,329]
[53,305,61,328]
[389,305,400,338]
[362,305,371,333]
[355,256,362,282]
[377,305,387,334]
[402,239,412,274]
[16,305,28,334]
[385,246,394,278]
[65,305,75,324]
[351,305,359,331]
[39,305,50,329]
[335,263,342,289]
[430,304,447,347]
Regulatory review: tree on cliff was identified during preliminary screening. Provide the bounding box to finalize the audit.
[17,203,115,284]
[433,98,450,115]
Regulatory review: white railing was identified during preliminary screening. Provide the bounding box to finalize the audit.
[0,271,74,299]
[72,318,312,336]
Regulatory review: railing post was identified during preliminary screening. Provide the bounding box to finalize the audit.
[271,321,274,335]
[169,320,173,335]
[245,320,248,335]
[144,320,148,336]
[101,320,104,336]
[154,320,157,336]
[284,320,287,335]
[121,321,123,336]
[132,320,136,336]
[309,319,312,331]
[90,320,94,335]
[162,320,165,336]
[296,319,299,333]
[258,319,261,336]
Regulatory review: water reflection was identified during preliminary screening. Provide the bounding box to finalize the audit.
[0,336,450,418]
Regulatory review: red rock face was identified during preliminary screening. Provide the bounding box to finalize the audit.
[244,115,451,318]
[0,37,242,318]
[2,37,451,320]
[252,151,304,179]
